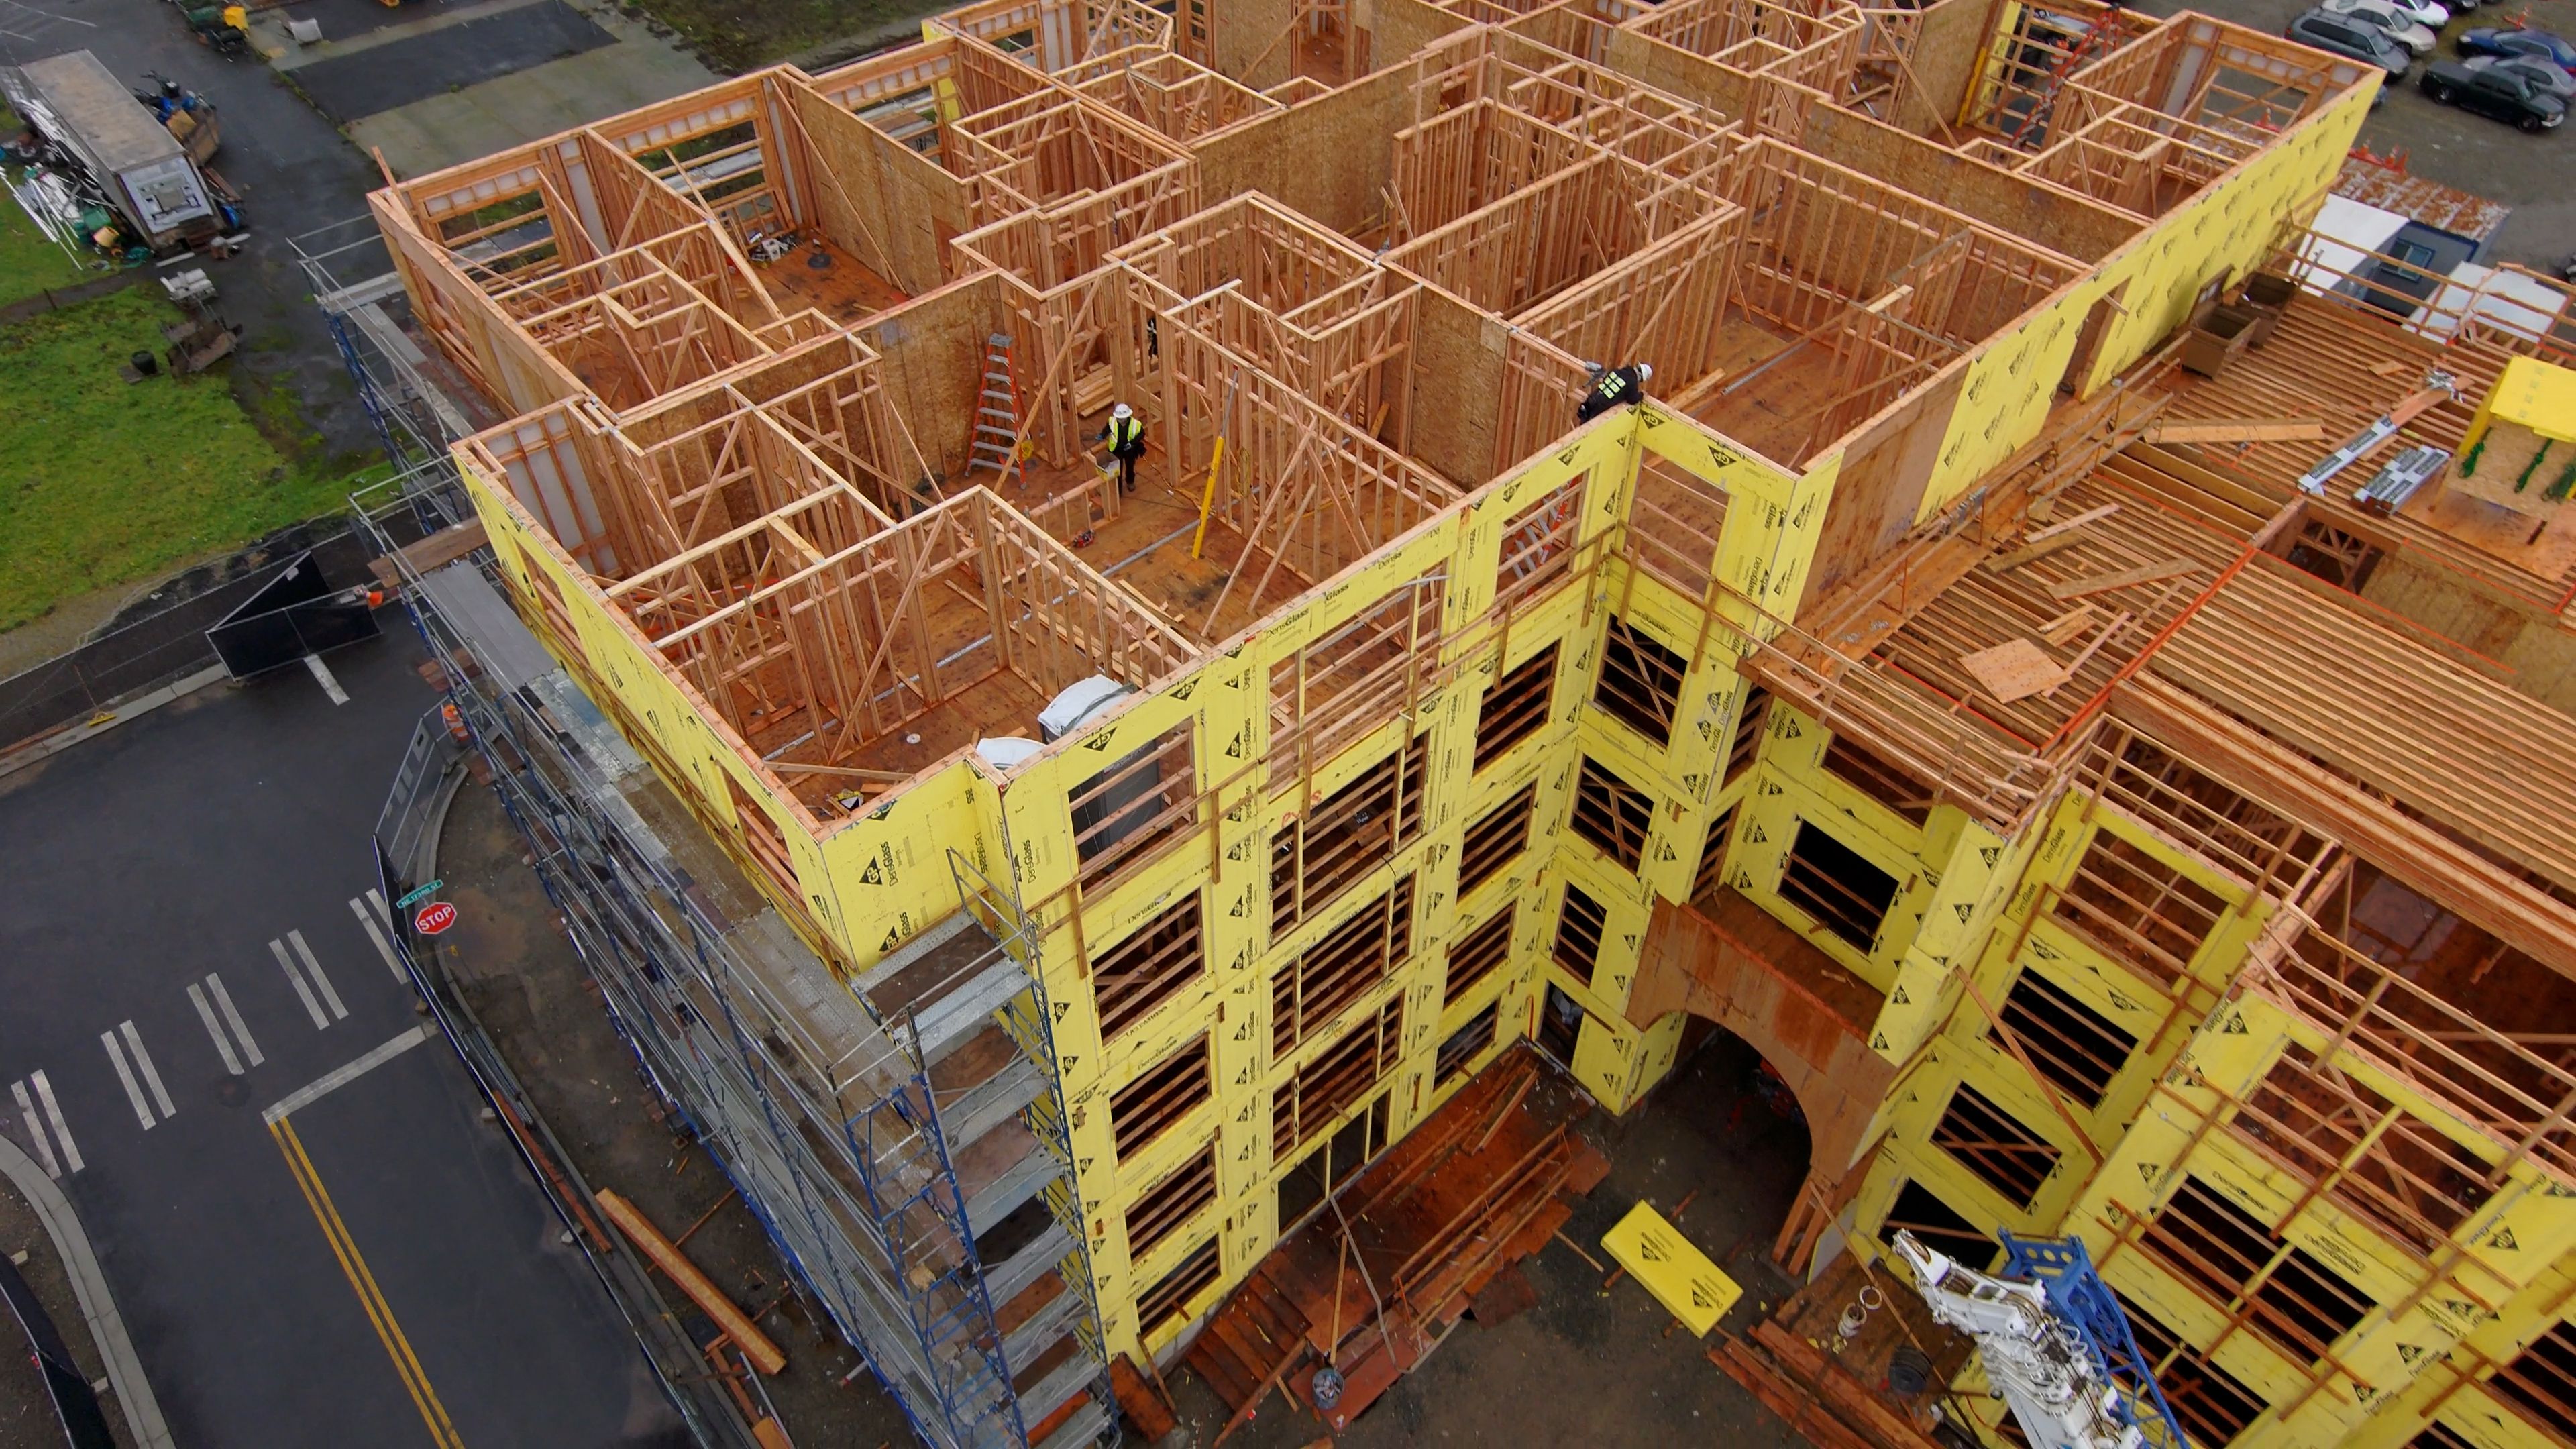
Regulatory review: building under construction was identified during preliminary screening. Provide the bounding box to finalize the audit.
[358,0,2576,1442]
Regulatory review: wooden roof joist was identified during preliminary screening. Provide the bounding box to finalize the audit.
[2144,560,2576,897]
[2114,676,2576,979]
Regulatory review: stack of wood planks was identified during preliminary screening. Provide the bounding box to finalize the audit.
[1184,1049,1609,1436]
[1707,1252,1970,1449]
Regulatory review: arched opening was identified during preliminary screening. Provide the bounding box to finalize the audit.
[1627,892,1901,1274]
[1627,1022,1817,1260]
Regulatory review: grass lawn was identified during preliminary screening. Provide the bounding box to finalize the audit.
[0,287,362,633]
[0,112,96,308]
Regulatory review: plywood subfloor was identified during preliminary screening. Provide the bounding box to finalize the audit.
[753,237,908,327]
[1009,451,1316,645]
[1686,315,1837,472]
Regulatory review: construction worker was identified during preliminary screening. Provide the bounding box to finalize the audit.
[1099,402,1147,494]
[1578,361,1652,422]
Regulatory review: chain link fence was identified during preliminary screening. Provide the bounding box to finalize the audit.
[0,526,375,753]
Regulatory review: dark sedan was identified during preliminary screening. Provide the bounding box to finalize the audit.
[2422,56,2570,128]
[2456,26,2576,74]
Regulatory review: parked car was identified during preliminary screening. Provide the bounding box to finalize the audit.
[2288,9,2416,76]
[2456,26,2576,74]
[2422,56,2569,127]
[2322,0,2440,54]
[2465,52,2576,95]
[2339,0,2452,29]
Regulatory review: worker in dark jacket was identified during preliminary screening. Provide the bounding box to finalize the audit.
[1578,362,1652,422]
[1099,402,1147,494]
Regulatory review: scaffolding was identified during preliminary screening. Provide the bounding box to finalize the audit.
[354,474,1118,1449]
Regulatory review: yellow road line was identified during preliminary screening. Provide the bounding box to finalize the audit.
[270,1118,466,1448]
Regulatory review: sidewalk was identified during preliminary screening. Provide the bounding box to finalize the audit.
[0,1138,172,1449]
[252,0,716,178]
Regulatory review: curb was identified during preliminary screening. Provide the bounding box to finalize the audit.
[0,665,233,782]
[0,1135,175,1449]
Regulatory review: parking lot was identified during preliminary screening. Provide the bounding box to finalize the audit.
[2141,0,2575,268]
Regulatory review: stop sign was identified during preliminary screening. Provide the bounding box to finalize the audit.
[414,901,458,936]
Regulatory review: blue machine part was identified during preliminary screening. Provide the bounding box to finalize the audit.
[1999,1231,2194,1449]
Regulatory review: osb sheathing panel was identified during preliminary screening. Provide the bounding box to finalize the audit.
[1797,105,2140,264]
[1368,0,1474,72]
[1191,65,1415,235]
[2357,559,2576,714]
[1405,284,1508,488]
[1214,0,1297,89]
[1890,0,1993,138]
[783,82,969,297]
[1602,30,1755,121]
[1796,368,1961,609]
[862,268,1010,480]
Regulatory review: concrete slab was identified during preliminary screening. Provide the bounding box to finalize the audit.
[285,0,615,121]
[349,28,716,176]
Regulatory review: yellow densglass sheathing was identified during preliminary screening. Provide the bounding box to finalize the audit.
[1913,80,2375,519]
[2050,981,2576,1447]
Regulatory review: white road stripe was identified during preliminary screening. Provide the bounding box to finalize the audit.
[262,1025,436,1124]
[350,897,405,980]
[365,888,394,934]
[31,1071,80,1173]
[205,973,264,1067]
[189,985,245,1075]
[303,653,349,705]
[272,938,329,1029]
[11,1080,59,1179]
[288,931,348,1021]
[102,1033,155,1130]
[120,1023,175,1120]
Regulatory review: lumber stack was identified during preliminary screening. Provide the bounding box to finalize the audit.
[1181,1049,1608,1434]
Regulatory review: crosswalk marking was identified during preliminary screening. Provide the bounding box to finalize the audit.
[189,983,246,1075]
[350,897,405,981]
[288,931,348,1021]
[272,938,330,1029]
[366,888,395,934]
[103,1031,157,1130]
[11,1079,59,1178]
[30,1071,80,1174]
[121,1022,175,1121]
[205,973,264,1067]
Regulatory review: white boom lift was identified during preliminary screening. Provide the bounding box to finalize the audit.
[1891,1230,2191,1449]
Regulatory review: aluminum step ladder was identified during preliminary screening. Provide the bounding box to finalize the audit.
[968,333,1025,489]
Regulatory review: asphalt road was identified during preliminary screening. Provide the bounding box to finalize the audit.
[0,631,684,1448]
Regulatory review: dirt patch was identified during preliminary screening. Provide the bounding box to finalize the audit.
[0,1181,138,1449]
[425,780,917,1446]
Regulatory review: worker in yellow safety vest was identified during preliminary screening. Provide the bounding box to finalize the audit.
[1099,402,1148,494]
[1578,362,1652,422]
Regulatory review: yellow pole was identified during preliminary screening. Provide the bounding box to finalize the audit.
[1191,437,1226,559]
[1192,368,1243,559]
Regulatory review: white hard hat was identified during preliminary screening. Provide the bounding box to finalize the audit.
[1638,362,1654,382]
[1112,402,1133,419]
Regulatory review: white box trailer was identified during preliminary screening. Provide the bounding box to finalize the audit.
[2,50,217,252]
